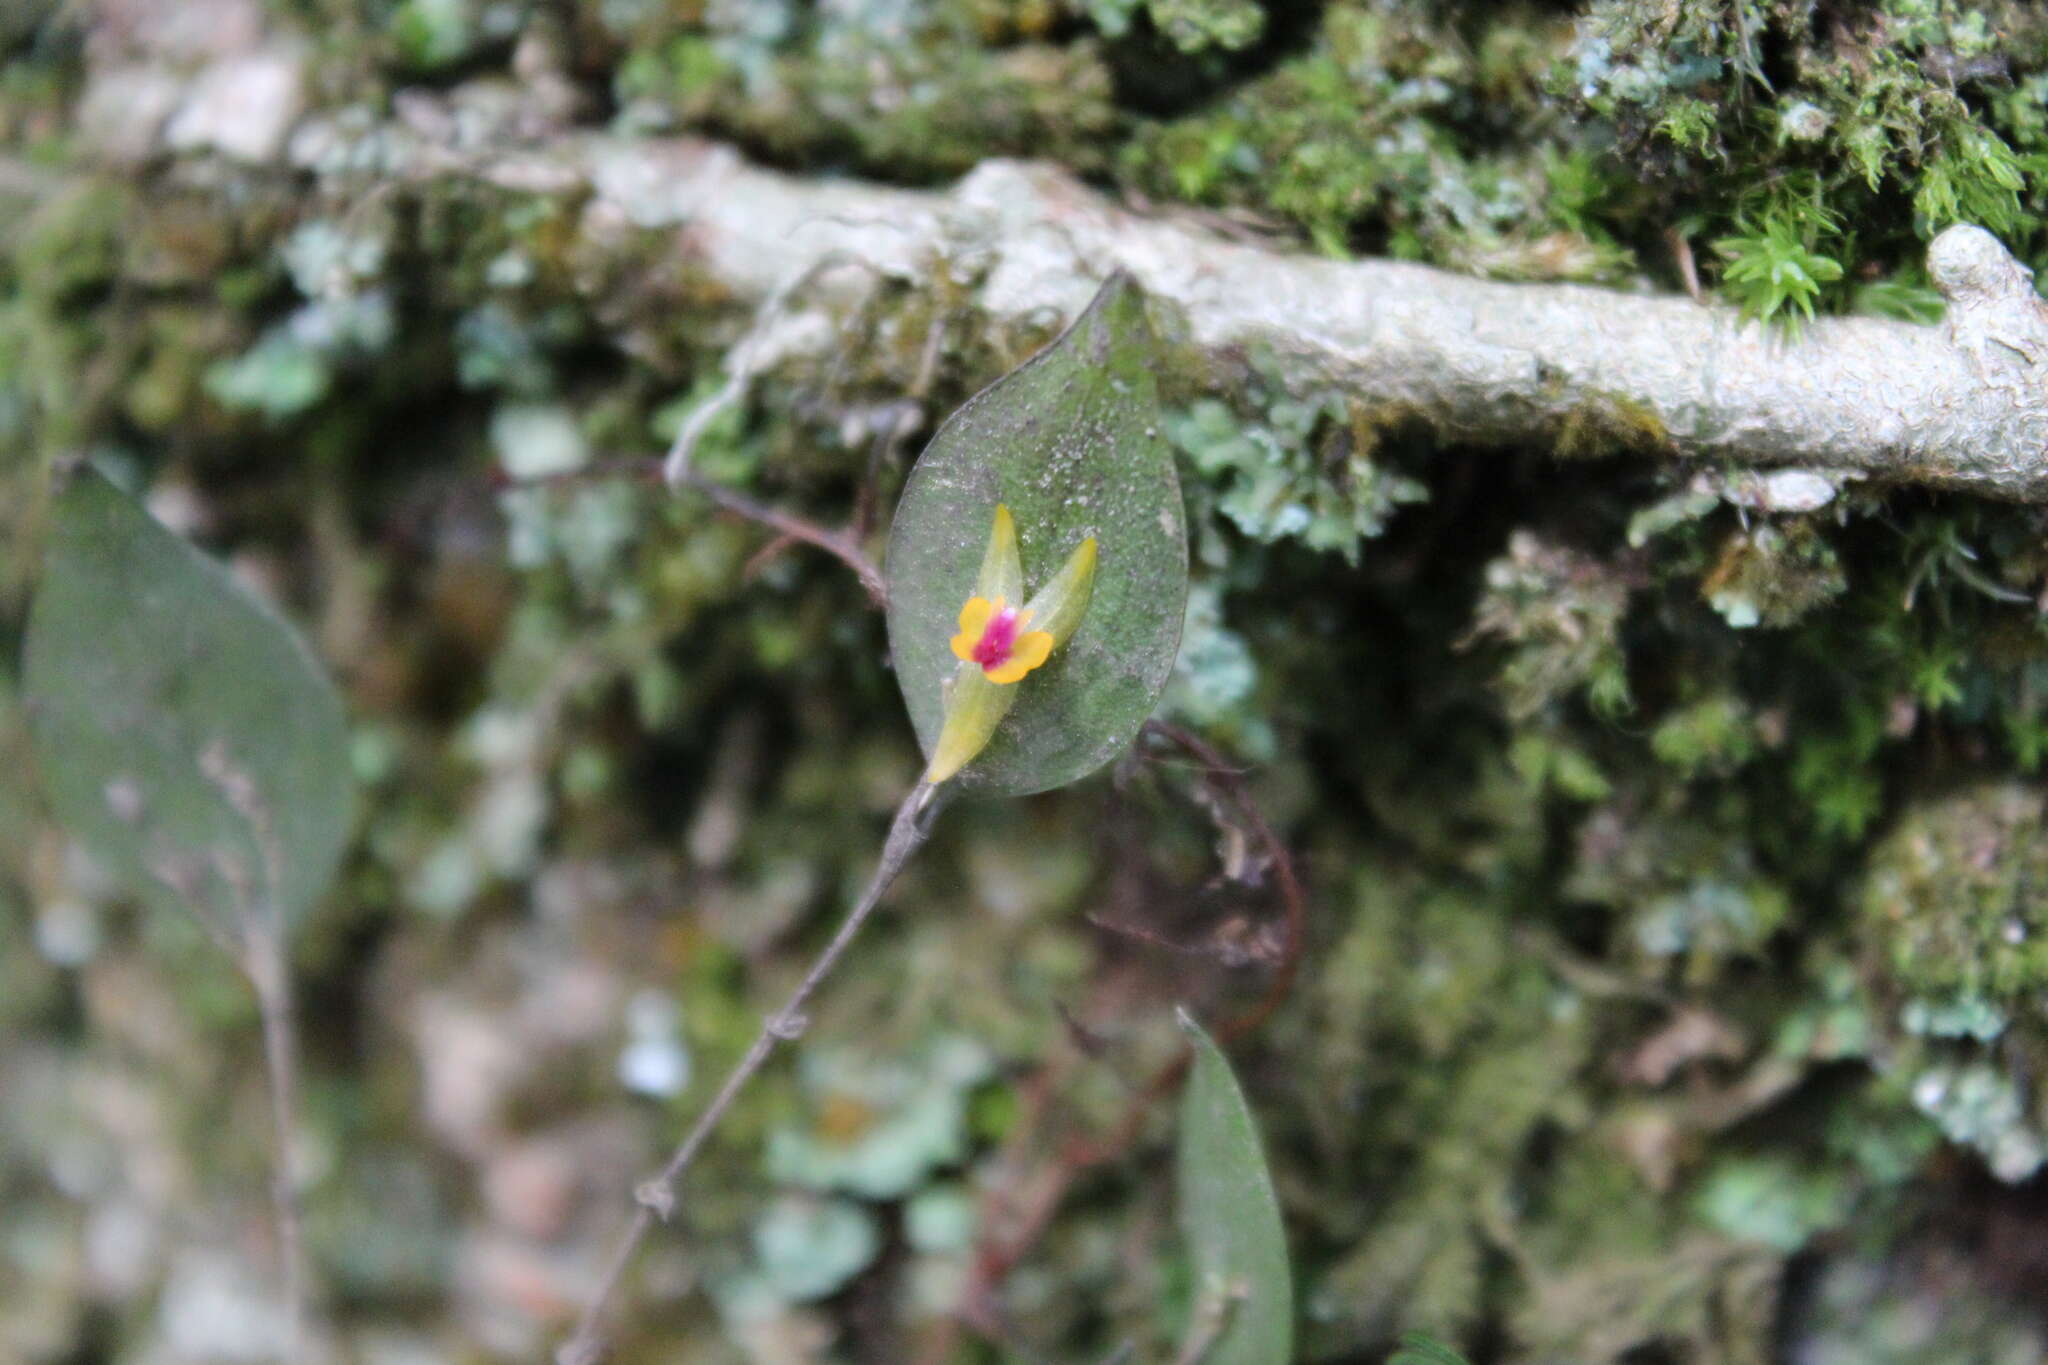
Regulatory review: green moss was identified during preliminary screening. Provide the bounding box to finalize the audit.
[1553,392,1673,460]
[1569,0,2048,316]
[1654,95,1718,154]
[1650,695,1758,779]
[617,6,1117,181]
[1701,521,1846,629]
[1862,782,2048,1001]
[1712,175,1847,327]
[1468,530,1633,720]
[1121,6,1598,271]
[1299,865,1596,1350]
[13,179,131,305]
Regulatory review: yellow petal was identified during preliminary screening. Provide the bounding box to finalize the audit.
[925,662,1019,784]
[958,595,996,635]
[984,630,1053,683]
[950,595,996,661]
[1020,537,1097,649]
[1013,629,1053,668]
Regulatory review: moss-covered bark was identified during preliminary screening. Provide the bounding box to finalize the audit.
[7,2,2048,1363]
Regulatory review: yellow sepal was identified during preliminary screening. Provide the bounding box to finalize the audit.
[925,662,1019,784]
[975,504,1024,604]
[1021,537,1097,649]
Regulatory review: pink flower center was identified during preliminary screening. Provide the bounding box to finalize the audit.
[972,606,1022,670]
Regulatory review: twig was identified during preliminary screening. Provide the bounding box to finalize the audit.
[455,133,2048,500]
[661,251,881,492]
[501,455,887,604]
[660,363,752,493]
[850,312,948,539]
[670,464,887,605]
[1142,721,1306,1048]
[1667,225,1703,304]
[556,779,949,1365]
[852,399,925,542]
[245,924,307,1364]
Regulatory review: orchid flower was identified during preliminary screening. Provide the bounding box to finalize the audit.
[925,504,1097,785]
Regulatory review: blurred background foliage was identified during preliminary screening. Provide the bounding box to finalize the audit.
[7,0,2048,1361]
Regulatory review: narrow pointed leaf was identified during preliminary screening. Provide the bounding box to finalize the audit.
[886,274,1187,795]
[23,468,355,936]
[1178,1012,1293,1365]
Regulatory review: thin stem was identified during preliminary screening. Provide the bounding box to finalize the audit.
[1142,720,1305,1048]
[661,250,879,493]
[501,455,887,605]
[244,925,306,1364]
[557,779,948,1365]
[673,464,887,605]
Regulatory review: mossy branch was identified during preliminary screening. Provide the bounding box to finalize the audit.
[506,148,2048,497]
[507,145,2048,497]
[563,141,2048,500]
[87,35,2048,501]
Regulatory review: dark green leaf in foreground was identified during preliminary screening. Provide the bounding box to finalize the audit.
[885,273,1188,796]
[1389,1332,1475,1365]
[1178,1010,1293,1365]
[23,467,354,936]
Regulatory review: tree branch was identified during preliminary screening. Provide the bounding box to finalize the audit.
[560,138,2048,499]
[76,19,2048,501]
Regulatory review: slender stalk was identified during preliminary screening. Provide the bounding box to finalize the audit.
[673,464,887,605]
[557,780,947,1365]
[244,924,306,1364]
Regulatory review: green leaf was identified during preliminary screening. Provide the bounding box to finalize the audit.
[1388,1331,1474,1365]
[23,467,355,937]
[886,274,1188,796]
[1177,1011,1292,1365]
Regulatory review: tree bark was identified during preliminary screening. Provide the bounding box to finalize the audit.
[81,28,2048,501]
